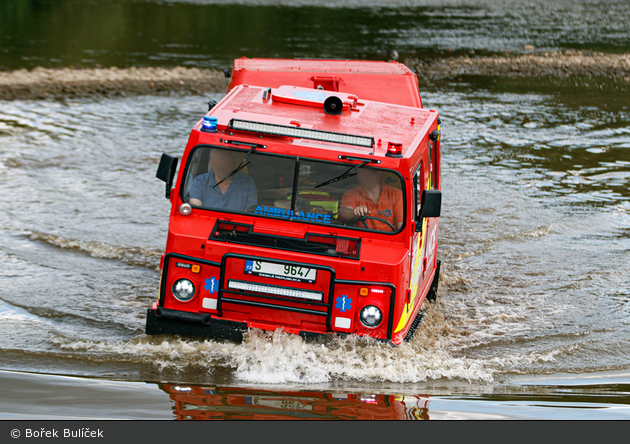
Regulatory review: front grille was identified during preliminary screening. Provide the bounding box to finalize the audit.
[210,221,361,259]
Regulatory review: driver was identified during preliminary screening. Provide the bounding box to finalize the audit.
[188,148,257,211]
[339,168,403,231]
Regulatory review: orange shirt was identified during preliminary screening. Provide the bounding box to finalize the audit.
[340,183,404,231]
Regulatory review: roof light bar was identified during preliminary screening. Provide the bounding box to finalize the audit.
[228,280,324,302]
[229,119,374,148]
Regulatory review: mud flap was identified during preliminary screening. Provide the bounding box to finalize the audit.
[426,259,440,302]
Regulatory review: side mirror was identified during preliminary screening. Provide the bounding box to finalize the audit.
[416,190,441,231]
[156,153,178,199]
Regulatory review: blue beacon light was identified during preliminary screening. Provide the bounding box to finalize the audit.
[202,116,218,133]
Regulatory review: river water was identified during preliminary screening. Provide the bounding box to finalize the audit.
[2,0,630,71]
[1,0,630,419]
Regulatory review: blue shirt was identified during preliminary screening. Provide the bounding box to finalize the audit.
[189,170,257,212]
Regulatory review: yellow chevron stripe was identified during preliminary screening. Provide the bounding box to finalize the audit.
[394,179,431,333]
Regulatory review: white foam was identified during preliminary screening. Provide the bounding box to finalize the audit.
[46,308,499,385]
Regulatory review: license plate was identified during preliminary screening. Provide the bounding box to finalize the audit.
[245,260,317,283]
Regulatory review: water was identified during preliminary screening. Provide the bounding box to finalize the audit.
[1,0,630,419]
[2,0,630,71]
[1,85,629,417]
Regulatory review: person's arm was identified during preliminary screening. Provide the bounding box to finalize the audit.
[393,189,404,229]
[188,175,204,207]
[339,206,356,222]
[244,176,258,209]
[340,205,370,221]
[339,190,368,222]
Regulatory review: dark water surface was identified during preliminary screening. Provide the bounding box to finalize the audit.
[2,0,630,71]
[1,0,630,420]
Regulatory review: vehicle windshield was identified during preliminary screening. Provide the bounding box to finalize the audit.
[182,146,405,233]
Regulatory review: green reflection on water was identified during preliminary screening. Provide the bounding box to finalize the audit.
[0,0,397,70]
[2,0,630,70]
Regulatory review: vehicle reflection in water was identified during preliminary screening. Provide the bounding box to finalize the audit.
[160,384,430,420]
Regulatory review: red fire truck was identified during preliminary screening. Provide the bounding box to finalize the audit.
[146,58,441,345]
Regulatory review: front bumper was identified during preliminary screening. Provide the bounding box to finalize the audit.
[145,307,247,341]
[145,307,363,343]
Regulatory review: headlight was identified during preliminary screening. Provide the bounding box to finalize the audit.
[173,279,195,302]
[359,305,382,328]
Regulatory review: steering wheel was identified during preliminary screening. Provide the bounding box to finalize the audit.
[353,216,396,232]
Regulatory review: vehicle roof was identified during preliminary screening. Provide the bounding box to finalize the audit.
[233,58,416,75]
[202,84,437,161]
[230,58,423,108]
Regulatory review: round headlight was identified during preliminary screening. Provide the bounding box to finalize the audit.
[359,305,382,328]
[172,279,195,302]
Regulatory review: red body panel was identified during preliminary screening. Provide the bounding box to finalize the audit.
[148,59,440,345]
[229,58,423,108]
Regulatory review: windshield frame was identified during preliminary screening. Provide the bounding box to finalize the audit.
[180,144,407,235]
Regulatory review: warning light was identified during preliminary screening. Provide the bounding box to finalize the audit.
[202,116,218,133]
[360,288,369,296]
[386,141,403,158]
[191,265,201,274]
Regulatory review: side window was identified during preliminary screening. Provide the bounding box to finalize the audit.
[414,162,423,218]
[182,148,209,202]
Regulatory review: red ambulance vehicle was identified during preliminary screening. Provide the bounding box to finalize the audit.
[146,58,442,345]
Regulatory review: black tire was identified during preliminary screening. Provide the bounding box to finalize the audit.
[404,309,424,342]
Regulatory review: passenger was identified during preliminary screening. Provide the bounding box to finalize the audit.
[188,149,257,211]
[339,168,403,231]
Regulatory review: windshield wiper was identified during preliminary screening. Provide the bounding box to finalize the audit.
[213,145,256,189]
[314,160,368,189]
